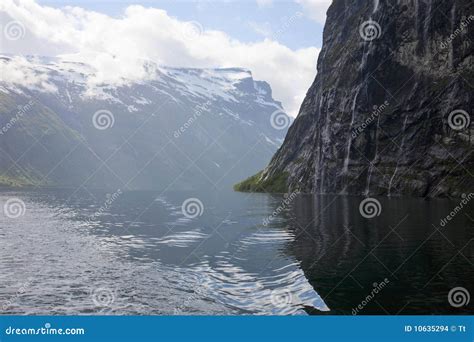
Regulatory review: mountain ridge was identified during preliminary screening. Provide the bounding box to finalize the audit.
[0,55,291,190]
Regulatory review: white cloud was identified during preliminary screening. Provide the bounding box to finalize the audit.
[0,0,319,117]
[295,0,332,25]
[256,0,273,9]
[0,56,57,92]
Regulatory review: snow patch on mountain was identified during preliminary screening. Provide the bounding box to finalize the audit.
[0,55,274,108]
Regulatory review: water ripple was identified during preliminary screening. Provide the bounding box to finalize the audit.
[153,230,208,248]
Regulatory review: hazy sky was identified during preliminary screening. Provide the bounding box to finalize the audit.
[1,0,332,116]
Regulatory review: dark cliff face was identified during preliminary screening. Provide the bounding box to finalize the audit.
[244,0,473,197]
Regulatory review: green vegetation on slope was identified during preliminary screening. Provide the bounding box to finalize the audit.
[233,170,289,193]
[0,174,36,188]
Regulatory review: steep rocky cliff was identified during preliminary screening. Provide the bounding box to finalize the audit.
[236,0,473,197]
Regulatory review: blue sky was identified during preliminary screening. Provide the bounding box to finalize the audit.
[37,0,325,50]
[3,0,331,116]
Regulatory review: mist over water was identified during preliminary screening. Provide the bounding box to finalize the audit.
[0,189,472,315]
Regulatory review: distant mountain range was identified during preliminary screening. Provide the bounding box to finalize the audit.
[0,55,291,191]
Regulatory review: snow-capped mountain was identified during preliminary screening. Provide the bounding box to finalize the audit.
[0,55,291,190]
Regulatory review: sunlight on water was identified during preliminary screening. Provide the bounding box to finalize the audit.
[0,190,472,315]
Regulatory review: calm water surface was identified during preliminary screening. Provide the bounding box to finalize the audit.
[0,189,472,315]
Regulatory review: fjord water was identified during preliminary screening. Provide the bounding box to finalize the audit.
[0,189,472,315]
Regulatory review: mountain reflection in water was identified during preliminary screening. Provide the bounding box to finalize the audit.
[0,189,472,315]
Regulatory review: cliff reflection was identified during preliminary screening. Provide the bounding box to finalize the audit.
[283,195,474,315]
